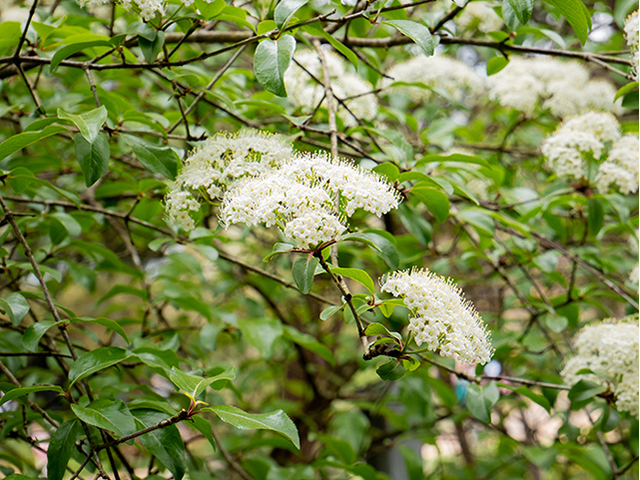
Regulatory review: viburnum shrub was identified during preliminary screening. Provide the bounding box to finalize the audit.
[0,0,638,479]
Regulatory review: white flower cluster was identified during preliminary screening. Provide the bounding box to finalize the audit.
[380,269,493,365]
[220,152,402,248]
[455,1,503,35]
[561,319,639,418]
[165,131,293,230]
[487,57,622,117]
[541,112,639,194]
[595,135,640,194]
[284,49,378,127]
[625,11,639,81]
[77,0,215,21]
[380,54,484,105]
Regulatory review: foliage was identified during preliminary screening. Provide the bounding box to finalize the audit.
[0,0,638,479]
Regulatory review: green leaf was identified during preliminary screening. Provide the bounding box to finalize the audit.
[302,24,358,69]
[363,322,402,341]
[169,366,236,397]
[125,135,179,180]
[50,41,112,72]
[508,0,534,23]
[71,399,137,437]
[568,380,606,410]
[372,163,400,181]
[68,346,131,387]
[22,320,59,352]
[376,359,405,381]
[340,232,400,269]
[411,186,450,223]
[465,383,490,422]
[0,293,30,326]
[292,256,319,294]
[383,20,434,56]
[263,242,295,262]
[588,198,604,236]
[237,317,283,359]
[70,317,130,344]
[254,35,296,97]
[49,212,82,243]
[274,0,309,29]
[0,385,64,407]
[139,31,165,63]
[75,132,110,187]
[418,153,489,168]
[486,56,509,76]
[320,304,343,321]
[207,405,300,449]
[456,208,495,235]
[47,420,82,480]
[58,106,108,143]
[543,0,590,45]
[318,434,356,465]
[614,81,638,101]
[331,267,375,296]
[283,325,335,366]
[189,416,217,450]
[502,0,522,30]
[0,22,21,55]
[593,404,621,432]
[194,0,226,19]
[132,410,186,480]
[0,125,68,161]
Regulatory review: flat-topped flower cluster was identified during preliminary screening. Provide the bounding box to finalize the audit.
[561,318,639,418]
[165,131,292,231]
[220,152,402,248]
[625,11,639,81]
[165,131,401,248]
[380,269,493,365]
[541,111,639,194]
[77,0,216,20]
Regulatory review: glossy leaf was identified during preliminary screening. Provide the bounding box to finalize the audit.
[58,106,108,143]
[274,0,309,29]
[132,409,186,480]
[292,256,319,294]
[207,405,300,449]
[383,20,434,56]
[0,384,64,407]
[125,135,179,180]
[331,267,375,295]
[0,293,30,326]
[254,35,296,97]
[68,346,131,387]
[0,126,67,161]
[75,132,110,187]
[71,399,137,437]
[47,420,82,480]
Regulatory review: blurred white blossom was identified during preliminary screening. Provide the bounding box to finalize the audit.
[220,152,401,248]
[165,131,293,230]
[561,318,639,418]
[455,1,503,34]
[541,112,638,194]
[625,11,639,80]
[380,54,484,105]
[487,57,622,116]
[380,269,493,365]
[284,49,378,127]
[77,0,213,20]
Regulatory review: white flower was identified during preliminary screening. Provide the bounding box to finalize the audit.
[284,49,378,127]
[625,11,639,48]
[628,263,639,289]
[539,112,636,192]
[165,190,200,231]
[380,269,493,365]
[380,54,484,105]
[164,130,293,230]
[220,152,401,248]
[595,134,640,194]
[455,1,503,34]
[487,57,622,116]
[561,318,639,418]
